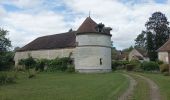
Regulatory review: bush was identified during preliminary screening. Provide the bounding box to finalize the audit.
[140,61,159,71]
[112,60,129,70]
[0,52,14,71]
[0,72,16,85]
[66,65,75,73]
[18,56,36,70]
[35,59,47,71]
[46,57,73,72]
[160,64,169,73]
[156,60,164,65]
[126,64,135,71]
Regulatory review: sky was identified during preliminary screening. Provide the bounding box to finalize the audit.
[0,0,170,50]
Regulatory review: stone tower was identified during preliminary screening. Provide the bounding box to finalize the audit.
[75,17,112,73]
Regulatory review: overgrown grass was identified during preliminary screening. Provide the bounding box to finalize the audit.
[0,72,128,100]
[140,73,170,100]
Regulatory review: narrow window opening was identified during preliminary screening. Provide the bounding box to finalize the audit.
[100,58,102,65]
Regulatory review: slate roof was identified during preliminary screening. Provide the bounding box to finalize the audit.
[157,39,170,52]
[18,31,76,51]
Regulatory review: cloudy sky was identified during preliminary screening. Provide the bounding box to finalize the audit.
[0,0,170,50]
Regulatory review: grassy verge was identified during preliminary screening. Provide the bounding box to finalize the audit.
[140,73,170,100]
[0,72,128,100]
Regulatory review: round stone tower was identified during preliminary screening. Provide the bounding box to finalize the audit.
[75,17,112,73]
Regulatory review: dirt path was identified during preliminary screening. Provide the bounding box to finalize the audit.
[133,74,161,100]
[118,74,137,100]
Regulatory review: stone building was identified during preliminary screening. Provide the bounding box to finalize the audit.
[157,39,170,64]
[14,17,112,73]
[128,48,149,61]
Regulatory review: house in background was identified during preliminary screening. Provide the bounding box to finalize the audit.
[14,17,113,73]
[128,48,150,61]
[157,39,170,64]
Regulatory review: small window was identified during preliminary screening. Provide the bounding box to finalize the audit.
[100,58,102,65]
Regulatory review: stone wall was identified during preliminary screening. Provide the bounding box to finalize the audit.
[75,33,112,73]
[158,52,169,64]
[14,48,75,66]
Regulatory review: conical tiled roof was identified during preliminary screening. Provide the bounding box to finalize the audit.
[77,17,97,33]
[157,39,170,52]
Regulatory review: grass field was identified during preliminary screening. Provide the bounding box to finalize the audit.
[0,72,128,100]
[140,73,170,100]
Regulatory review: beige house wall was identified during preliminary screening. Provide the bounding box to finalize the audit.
[158,52,169,64]
[14,48,75,66]
[129,49,143,61]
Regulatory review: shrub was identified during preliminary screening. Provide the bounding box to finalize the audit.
[18,56,36,70]
[140,61,159,71]
[46,57,73,72]
[112,60,129,70]
[156,60,164,65]
[35,59,47,71]
[129,60,142,72]
[160,64,169,73]
[66,65,75,73]
[0,72,16,85]
[126,64,135,71]
[0,52,14,71]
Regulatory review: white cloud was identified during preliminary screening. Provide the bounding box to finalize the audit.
[1,0,170,50]
[2,11,69,48]
[63,0,170,49]
[1,0,43,9]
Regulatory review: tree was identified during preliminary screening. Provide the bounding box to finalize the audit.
[135,12,170,61]
[135,31,146,49]
[0,28,11,51]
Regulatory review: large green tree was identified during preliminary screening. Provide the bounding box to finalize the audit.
[0,28,11,51]
[0,28,13,71]
[135,12,170,61]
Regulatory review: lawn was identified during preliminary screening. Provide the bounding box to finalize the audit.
[0,72,128,100]
[140,73,170,100]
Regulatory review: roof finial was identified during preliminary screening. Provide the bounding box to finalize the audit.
[89,11,91,18]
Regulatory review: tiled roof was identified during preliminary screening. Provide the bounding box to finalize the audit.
[77,17,97,33]
[18,31,76,51]
[157,39,170,52]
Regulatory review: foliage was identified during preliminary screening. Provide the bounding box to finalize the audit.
[66,65,75,73]
[35,59,47,71]
[135,12,170,61]
[0,72,16,85]
[140,61,159,71]
[125,64,135,71]
[0,51,14,71]
[112,60,129,70]
[18,56,36,70]
[156,60,164,65]
[135,31,146,49]
[46,57,73,72]
[129,60,142,71]
[160,64,169,73]
[0,28,11,51]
